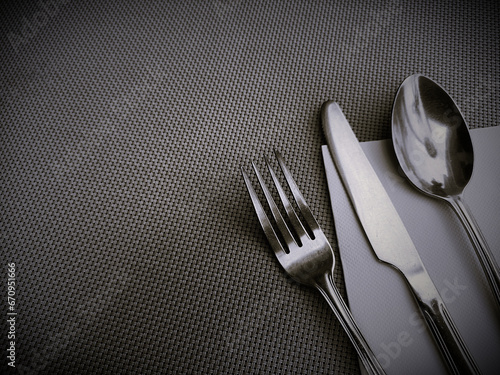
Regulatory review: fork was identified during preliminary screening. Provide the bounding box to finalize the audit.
[242,150,386,375]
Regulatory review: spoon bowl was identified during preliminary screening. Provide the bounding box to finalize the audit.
[391,74,500,306]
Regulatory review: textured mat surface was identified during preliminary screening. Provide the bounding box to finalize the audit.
[1,0,499,374]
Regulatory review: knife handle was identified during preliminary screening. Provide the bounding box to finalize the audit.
[417,297,481,375]
[316,273,387,375]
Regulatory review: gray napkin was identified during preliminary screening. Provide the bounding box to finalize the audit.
[322,126,500,374]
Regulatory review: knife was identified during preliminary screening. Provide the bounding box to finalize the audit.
[321,101,481,375]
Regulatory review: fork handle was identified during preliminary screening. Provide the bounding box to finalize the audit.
[316,273,386,375]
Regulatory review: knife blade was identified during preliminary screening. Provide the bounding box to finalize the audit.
[321,101,480,375]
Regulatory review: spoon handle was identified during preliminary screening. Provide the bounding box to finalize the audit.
[450,195,500,308]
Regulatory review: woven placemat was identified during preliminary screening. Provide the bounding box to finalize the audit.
[1,0,498,373]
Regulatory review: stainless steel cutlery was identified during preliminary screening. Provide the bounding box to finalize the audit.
[242,151,386,375]
[241,76,494,374]
[322,101,480,375]
[392,74,500,308]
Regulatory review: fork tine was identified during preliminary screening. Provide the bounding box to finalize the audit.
[251,161,297,249]
[265,156,309,243]
[274,150,320,233]
[241,167,288,257]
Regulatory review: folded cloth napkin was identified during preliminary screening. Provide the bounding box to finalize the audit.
[322,126,500,374]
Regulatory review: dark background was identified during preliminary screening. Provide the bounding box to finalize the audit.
[1,0,499,374]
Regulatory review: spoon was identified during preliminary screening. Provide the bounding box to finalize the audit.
[391,73,500,308]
